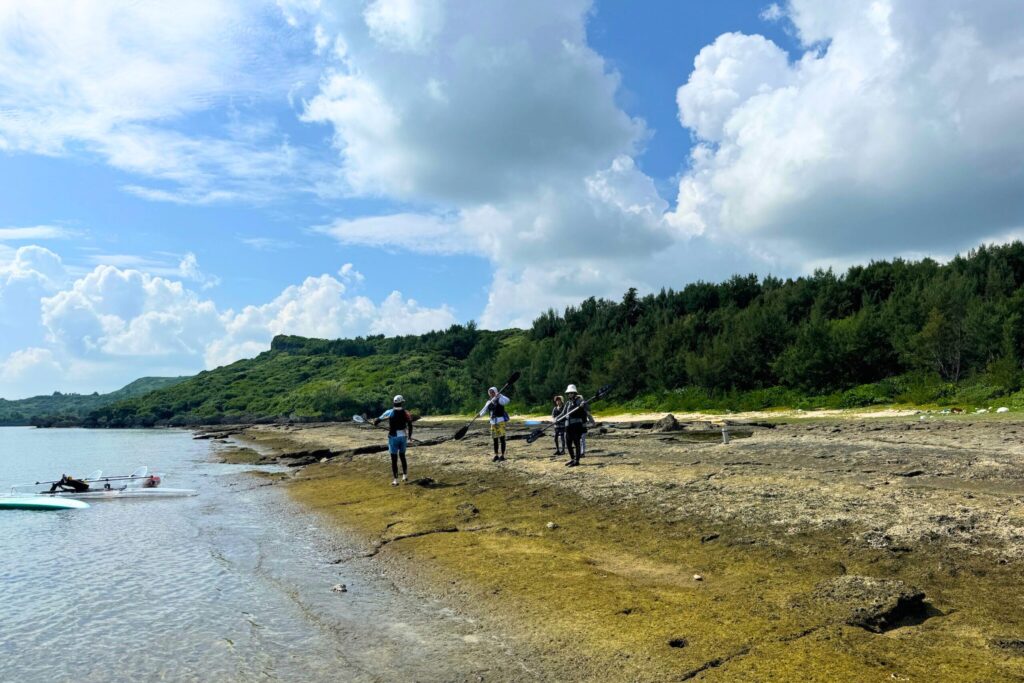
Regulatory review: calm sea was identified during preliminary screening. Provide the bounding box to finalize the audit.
[0,428,525,682]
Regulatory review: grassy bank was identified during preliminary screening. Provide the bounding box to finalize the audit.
[600,372,1024,416]
[284,454,1024,681]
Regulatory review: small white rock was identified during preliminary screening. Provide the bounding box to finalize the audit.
[997,407,1010,413]
[546,522,559,530]
[320,457,329,463]
[692,574,704,581]
[331,583,347,593]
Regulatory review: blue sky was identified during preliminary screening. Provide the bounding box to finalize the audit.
[1,0,1023,398]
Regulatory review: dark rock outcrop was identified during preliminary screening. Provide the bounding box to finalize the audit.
[655,414,682,432]
[813,575,929,633]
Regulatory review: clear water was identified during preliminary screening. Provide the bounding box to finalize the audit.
[0,428,528,682]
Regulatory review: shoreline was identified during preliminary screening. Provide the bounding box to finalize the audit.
[211,416,1024,681]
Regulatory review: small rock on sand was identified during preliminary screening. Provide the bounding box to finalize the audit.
[331,583,348,593]
[692,574,704,581]
[457,502,480,518]
[546,522,559,530]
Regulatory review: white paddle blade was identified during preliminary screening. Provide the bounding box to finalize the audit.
[130,466,148,478]
[352,415,366,424]
[86,470,103,481]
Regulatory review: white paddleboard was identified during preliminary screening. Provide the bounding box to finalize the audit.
[0,497,90,511]
[41,487,197,500]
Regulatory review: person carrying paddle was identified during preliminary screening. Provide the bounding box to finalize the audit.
[552,395,567,456]
[480,386,511,462]
[374,395,413,486]
[561,384,593,467]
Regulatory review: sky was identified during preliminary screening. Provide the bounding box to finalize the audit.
[1,0,1023,398]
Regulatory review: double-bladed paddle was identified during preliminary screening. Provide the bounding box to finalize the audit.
[452,370,521,441]
[29,466,148,486]
[352,413,423,444]
[525,383,614,444]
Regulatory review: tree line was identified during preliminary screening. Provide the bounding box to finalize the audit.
[84,242,1024,427]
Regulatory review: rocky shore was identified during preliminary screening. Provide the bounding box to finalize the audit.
[203,414,1024,681]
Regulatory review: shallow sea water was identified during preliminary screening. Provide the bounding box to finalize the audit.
[0,428,526,682]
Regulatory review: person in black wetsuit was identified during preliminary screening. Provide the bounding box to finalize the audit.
[49,474,89,493]
[374,395,414,486]
[561,385,593,467]
[552,395,566,456]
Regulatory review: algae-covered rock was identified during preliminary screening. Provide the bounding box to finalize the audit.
[813,575,927,633]
[456,502,480,519]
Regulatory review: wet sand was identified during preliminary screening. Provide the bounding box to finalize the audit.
[212,413,1024,681]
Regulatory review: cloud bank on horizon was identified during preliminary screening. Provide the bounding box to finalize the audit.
[1,0,1023,397]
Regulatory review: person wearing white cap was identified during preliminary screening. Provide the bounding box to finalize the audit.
[374,394,413,485]
[479,386,511,462]
[561,384,593,467]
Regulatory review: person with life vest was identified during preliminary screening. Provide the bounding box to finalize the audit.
[479,386,511,462]
[560,384,594,467]
[374,395,414,486]
[551,395,567,456]
[49,474,89,493]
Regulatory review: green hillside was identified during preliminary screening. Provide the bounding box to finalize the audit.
[88,327,508,427]
[86,242,1024,427]
[0,376,189,426]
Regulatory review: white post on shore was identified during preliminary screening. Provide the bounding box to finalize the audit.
[721,425,730,444]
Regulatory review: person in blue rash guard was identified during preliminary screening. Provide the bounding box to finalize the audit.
[374,395,413,486]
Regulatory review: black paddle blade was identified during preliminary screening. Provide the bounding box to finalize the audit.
[453,424,470,440]
[525,428,545,444]
[593,384,614,400]
[507,370,521,385]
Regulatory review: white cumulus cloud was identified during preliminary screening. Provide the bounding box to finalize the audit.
[0,0,327,203]
[668,0,1024,261]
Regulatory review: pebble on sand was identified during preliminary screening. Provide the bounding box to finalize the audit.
[331,583,348,593]
[692,574,704,581]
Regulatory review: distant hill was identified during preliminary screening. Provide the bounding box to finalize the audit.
[86,328,511,427]
[0,376,190,426]
[82,241,1024,427]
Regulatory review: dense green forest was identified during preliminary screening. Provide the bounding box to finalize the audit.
[1,377,187,426]
[85,242,1024,427]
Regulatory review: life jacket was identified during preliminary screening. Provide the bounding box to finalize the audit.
[552,405,566,429]
[487,399,508,421]
[388,409,411,436]
[565,398,588,427]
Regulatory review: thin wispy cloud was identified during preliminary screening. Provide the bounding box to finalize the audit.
[240,236,300,251]
[0,226,76,241]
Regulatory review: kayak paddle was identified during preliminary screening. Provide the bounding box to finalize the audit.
[452,370,521,441]
[525,383,614,444]
[352,414,423,444]
[29,467,147,486]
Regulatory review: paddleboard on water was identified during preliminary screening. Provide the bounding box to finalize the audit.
[0,497,90,511]
[40,487,197,500]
